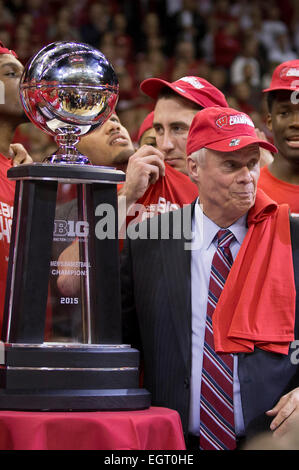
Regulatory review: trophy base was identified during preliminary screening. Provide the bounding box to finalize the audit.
[0,343,151,411]
[0,388,151,411]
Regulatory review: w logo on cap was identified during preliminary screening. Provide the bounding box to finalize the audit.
[281,67,299,79]
[179,76,205,89]
[216,116,228,128]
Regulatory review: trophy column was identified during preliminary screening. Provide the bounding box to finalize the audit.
[0,163,150,411]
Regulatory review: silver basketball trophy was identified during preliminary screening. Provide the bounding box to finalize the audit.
[19,41,118,165]
[0,42,150,411]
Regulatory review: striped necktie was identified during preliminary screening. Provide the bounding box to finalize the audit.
[199,229,237,450]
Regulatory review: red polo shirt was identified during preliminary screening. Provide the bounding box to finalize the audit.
[0,153,15,335]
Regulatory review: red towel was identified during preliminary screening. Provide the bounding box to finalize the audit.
[213,188,296,355]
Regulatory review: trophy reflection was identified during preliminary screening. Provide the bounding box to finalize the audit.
[0,41,150,411]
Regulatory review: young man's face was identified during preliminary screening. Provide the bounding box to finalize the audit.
[267,90,299,164]
[78,113,135,167]
[153,96,199,174]
[0,53,24,119]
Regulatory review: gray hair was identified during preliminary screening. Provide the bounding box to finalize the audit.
[189,147,207,167]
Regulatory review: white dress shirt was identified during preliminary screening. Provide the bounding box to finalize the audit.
[189,200,247,436]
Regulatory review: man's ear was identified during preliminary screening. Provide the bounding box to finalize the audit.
[186,156,199,183]
[266,112,272,132]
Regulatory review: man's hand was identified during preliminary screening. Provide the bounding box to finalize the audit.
[119,145,165,209]
[9,143,33,166]
[266,387,299,437]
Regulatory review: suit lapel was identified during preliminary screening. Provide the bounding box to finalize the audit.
[159,203,195,368]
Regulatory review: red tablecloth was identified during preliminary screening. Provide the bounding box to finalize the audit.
[0,407,186,450]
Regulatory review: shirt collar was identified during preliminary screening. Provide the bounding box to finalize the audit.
[192,198,248,250]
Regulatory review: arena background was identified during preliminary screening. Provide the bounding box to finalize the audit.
[4,0,298,154]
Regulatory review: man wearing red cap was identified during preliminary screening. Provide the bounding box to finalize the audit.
[259,60,299,216]
[140,76,228,175]
[121,106,299,450]
[0,42,32,334]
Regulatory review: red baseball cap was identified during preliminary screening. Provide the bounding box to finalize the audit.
[137,111,154,142]
[140,76,228,108]
[186,107,277,156]
[263,60,299,93]
[0,41,18,58]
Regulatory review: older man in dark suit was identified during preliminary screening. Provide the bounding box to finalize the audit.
[121,106,299,450]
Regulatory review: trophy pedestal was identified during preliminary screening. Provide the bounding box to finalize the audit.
[0,389,150,411]
[1,163,151,411]
[0,343,150,410]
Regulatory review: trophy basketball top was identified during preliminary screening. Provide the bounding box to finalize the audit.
[19,41,119,164]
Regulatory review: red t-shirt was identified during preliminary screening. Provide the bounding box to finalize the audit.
[0,153,15,335]
[126,163,198,224]
[258,166,299,216]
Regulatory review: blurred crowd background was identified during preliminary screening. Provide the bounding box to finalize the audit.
[3,0,298,156]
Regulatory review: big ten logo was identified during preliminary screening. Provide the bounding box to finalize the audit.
[0,202,13,243]
[53,219,89,238]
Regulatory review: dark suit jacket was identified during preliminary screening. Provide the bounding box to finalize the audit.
[120,203,299,442]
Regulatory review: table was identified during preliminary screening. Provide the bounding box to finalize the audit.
[0,407,186,450]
